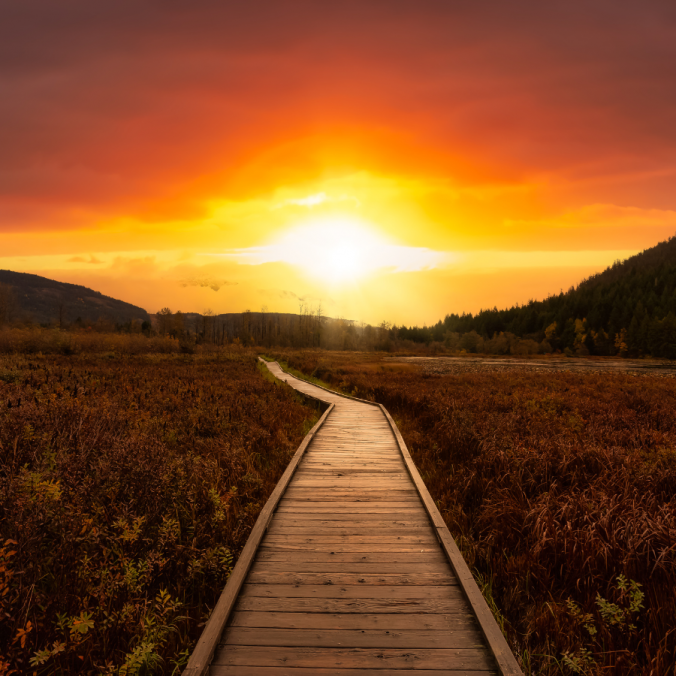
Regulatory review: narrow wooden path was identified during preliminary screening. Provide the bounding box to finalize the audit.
[185,361,522,676]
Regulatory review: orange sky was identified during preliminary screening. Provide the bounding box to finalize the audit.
[2,1,676,325]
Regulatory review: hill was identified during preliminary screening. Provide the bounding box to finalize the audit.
[399,236,676,358]
[0,270,150,326]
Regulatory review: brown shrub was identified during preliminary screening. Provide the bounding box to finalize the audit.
[0,352,318,674]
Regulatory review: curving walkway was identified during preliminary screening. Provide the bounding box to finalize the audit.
[187,360,522,676]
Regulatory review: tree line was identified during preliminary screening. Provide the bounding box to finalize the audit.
[397,236,676,358]
[153,305,394,352]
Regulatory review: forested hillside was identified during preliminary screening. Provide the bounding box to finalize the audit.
[399,236,676,358]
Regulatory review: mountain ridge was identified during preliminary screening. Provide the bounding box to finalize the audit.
[0,270,150,326]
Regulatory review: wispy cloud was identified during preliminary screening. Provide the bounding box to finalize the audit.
[67,254,103,264]
[180,278,238,292]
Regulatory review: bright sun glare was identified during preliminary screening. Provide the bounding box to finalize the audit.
[217,214,447,285]
[277,217,385,283]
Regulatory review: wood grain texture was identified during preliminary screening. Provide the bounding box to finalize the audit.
[223,626,484,648]
[212,645,495,670]
[244,571,457,586]
[228,611,477,630]
[234,596,476,614]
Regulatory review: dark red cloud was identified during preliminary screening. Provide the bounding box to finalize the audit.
[1,0,676,229]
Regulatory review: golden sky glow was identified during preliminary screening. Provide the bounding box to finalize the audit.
[2,2,676,325]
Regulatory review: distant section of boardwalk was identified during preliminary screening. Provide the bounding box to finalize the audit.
[184,360,522,676]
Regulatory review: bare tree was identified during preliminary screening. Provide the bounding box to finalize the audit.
[203,308,215,343]
[157,307,173,335]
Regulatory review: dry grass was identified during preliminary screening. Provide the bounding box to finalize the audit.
[0,327,184,355]
[273,349,676,676]
[0,351,319,675]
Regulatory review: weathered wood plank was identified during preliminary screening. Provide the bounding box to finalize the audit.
[211,667,496,676]
[256,551,447,563]
[235,597,471,614]
[240,584,464,600]
[251,561,451,574]
[266,527,436,537]
[244,571,457,586]
[223,627,483,648]
[275,508,425,515]
[268,520,431,529]
[280,494,420,502]
[263,535,437,545]
[277,501,422,509]
[212,646,495,670]
[228,611,475,631]
[259,543,440,553]
[269,513,429,522]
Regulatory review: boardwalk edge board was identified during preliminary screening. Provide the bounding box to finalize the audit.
[183,392,336,676]
[270,359,524,676]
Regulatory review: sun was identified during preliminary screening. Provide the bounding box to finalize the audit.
[214,212,446,285]
[272,216,390,284]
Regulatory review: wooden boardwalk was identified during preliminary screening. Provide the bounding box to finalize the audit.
[185,361,522,676]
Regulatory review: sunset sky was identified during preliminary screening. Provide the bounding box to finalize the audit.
[2,1,676,325]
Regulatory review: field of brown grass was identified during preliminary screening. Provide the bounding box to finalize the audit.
[0,351,318,675]
[271,349,676,676]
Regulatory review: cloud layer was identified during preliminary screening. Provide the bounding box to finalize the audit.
[2,1,676,322]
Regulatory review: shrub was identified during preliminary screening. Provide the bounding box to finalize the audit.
[0,352,318,674]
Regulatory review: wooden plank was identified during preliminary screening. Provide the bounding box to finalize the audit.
[299,464,406,469]
[212,646,495,670]
[244,571,457,586]
[269,523,432,532]
[277,508,427,517]
[288,487,415,492]
[275,507,424,514]
[235,597,471,614]
[279,499,419,506]
[280,494,420,502]
[269,512,428,521]
[262,535,438,545]
[182,402,336,676]
[223,626,483,648]
[269,519,432,529]
[255,551,447,563]
[266,527,436,537]
[293,471,409,477]
[252,562,452,574]
[228,611,475,631]
[259,544,441,553]
[301,455,402,460]
[240,584,462,599]
[211,667,496,676]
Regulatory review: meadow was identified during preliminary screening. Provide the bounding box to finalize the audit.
[271,350,676,676]
[0,349,319,675]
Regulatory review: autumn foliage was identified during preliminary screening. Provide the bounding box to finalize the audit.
[0,351,318,674]
[273,350,676,676]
